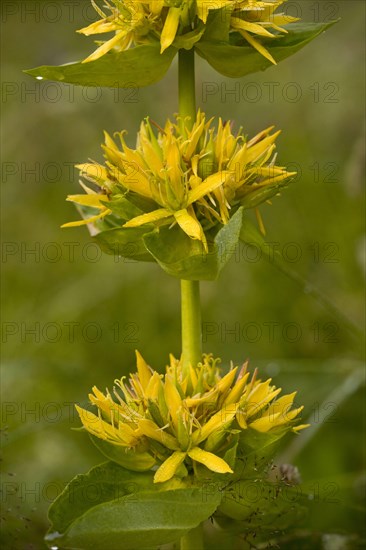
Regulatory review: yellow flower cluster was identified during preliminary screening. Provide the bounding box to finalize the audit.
[76,352,308,483]
[79,0,298,63]
[62,111,295,250]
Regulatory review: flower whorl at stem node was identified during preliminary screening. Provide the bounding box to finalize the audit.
[78,1,299,63]
[76,351,308,483]
[62,111,296,253]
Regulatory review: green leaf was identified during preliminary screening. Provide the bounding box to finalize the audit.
[217,479,306,527]
[93,226,156,262]
[143,207,244,280]
[47,461,155,536]
[240,179,292,209]
[25,44,177,88]
[239,426,288,455]
[46,486,221,550]
[196,21,338,78]
[103,194,144,221]
[90,436,157,471]
[172,24,206,50]
[203,7,233,43]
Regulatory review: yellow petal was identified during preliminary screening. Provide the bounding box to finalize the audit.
[160,7,181,53]
[192,404,237,445]
[154,451,187,483]
[145,371,162,401]
[164,376,183,430]
[244,379,273,410]
[293,423,310,433]
[75,405,130,445]
[270,14,300,27]
[196,0,231,23]
[184,388,217,408]
[188,171,231,204]
[231,17,275,37]
[61,209,111,228]
[249,414,276,432]
[77,20,118,36]
[123,208,172,228]
[138,419,180,450]
[215,367,238,395]
[82,31,127,63]
[174,209,204,242]
[76,163,108,184]
[188,447,233,474]
[223,372,250,405]
[239,30,277,65]
[66,193,108,209]
[265,391,297,418]
[183,117,206,160]
[149,0,164,16]
[135,350,152,391]
[245,131,281,164]
[255,207,266,236]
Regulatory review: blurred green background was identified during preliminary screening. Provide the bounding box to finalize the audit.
[1,1,365,547]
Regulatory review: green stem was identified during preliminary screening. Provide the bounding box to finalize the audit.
[178,48,196,123]
[178,47,201,373]
[181,279,202,370]
[180,524,204,550]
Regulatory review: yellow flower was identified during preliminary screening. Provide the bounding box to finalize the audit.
[78,0,163,62]
[76,352,308,483]
[63,112,296,247]
[60,185,112,228]
[78,0,299,61]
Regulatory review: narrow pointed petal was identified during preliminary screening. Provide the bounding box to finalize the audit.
[239,30,277,65]
[160,7,181,53]
[135,350,152,391]
[138,419,180,450]
[76,163,108,184]
[192,404,238,445]
[61,209,111,228]
[66,194,108,209]
[82,31,127,63]
[164,376,183,430]
[293,423,310,433]
[123,208,172,228]
[188,447,233,474]
[188,171,231,204]
[174,209,204,243]
[224,372,250,405]
[154,451,187,483]
[231,17,276,37]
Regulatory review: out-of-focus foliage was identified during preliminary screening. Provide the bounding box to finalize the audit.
[1,1,365,548]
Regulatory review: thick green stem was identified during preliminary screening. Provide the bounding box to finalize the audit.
[181,279,202,370]
[178,47,201,372]
[178,48,196,123]
[180,524,204,550]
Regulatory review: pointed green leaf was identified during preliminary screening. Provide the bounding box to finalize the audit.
[25,44,177,87]
[239,426,288,456]
[218,479,307,528]
[93,226,156,262]
[196,21,338,78]
[90,436,157,471]
[104,194,144,221]
[203,7,233,43]
[46,487,221,550]
[47,461,155,536]
[143,207,244,280]
[172,24,206,50]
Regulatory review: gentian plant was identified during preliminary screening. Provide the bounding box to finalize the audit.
[26,1,337,548]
